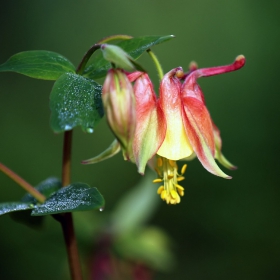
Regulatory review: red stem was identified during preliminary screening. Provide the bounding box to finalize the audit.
[0,162,46,203]
[59,130,83,280]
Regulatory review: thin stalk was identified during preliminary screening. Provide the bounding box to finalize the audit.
[76,34,133,75]
[147,49,164,80]
[76,44,101,75]
[59,130,83,280]
[97,34,133,44]
[61,212,82,280]
[62,130,73,187]
[0,162,45,203]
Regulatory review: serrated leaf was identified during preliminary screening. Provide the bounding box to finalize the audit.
[31,183,105,216]
[50,72,103,133]
[0,50,75,80]
[83,35,174,79]
[0,202,35,216]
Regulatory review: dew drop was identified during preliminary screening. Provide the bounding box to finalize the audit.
[86,127,94,133]
[99,207,104,212]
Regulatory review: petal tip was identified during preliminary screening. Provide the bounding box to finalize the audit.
[230,165,238,170]
[234,55,246,69]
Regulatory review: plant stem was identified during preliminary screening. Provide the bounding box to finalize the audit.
[76,44,101,75]
[60,130,83,280]
[147,50,164,80]
[96,34,133,44]
[62,130,73,187]
[0,162,46,203]
[61,212,82,280]
[76,34,133,75]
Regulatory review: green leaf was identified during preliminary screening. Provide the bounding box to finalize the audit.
[0,177,61,217]
[9,210,44,229]
[21,177,62,203]
[83,35,174,79]
[0,202,35,216]
[31,183,105,216]
[50,72,103,133]
[0,50,75,80]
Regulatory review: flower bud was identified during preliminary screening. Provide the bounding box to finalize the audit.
[102,69,136,160]
[101,44,146,73]
[101,44,135,72]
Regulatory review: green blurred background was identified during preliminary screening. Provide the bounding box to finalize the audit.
[0,0,279,279]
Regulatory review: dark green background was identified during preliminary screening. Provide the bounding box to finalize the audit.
[0,1,279,279]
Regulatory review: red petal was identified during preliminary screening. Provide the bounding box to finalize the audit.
[188,55,246,79]
[182,97,231,178]
[126,71,143,82]
[133,73,166,174]
[182,74,206,104]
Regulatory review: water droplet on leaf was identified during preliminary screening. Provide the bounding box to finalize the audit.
[64,125,72,130]
[86,127,94,133]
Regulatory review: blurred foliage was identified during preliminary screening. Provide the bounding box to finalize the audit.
[0,0,280,280]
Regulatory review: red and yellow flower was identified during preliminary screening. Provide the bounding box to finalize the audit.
[126,55,245,204]
[85,55,245,205]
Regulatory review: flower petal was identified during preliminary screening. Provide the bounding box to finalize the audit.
[133,73,166,174]
[212,122,237,170]
[157,68,193,160]
[126,71,143,83]
[182,96,231,179]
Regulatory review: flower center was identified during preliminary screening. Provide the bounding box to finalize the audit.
[153,156,187,204]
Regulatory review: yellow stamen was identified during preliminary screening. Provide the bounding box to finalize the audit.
[157,157,163,167]
[175,184,184,191]
[161,190,167,200]
[153,178,163,183]
[177,176,185,182]
[155,167,162,177]
[152,156,187,205]
[181,164,187,175]
[169,159,176,167]
[178,189,184,196]
[157,186,164,194]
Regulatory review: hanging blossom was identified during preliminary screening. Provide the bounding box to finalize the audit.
[84,55,245,205]
[126,55,245,204]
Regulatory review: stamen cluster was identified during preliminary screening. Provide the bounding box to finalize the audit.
[153,157,187,204]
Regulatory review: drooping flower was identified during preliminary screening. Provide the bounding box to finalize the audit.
[127,55,245,204]
[84,55,245,205]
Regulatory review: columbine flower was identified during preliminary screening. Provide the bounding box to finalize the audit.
[102,68,136,160]
[84,55,245,205]
[127,55,245,204]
